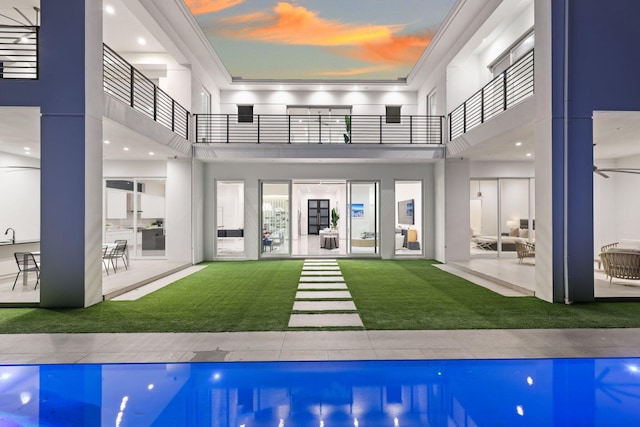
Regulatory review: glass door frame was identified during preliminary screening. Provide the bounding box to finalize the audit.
[347,180,380,257]
[103,177,167,261]
[470,177,534,259]
[215,180,245,259]
[259,180,292,258]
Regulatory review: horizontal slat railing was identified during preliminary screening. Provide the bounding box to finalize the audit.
[102,44,190,140]
[449,49,534,140]
[0,25,38,79]
[195,114,443,145]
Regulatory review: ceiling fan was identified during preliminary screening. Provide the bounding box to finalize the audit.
[0,166,40,172]
[593,165,640,179]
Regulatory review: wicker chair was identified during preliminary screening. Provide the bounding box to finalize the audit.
[600,250,640,284]
[515,241,535,263]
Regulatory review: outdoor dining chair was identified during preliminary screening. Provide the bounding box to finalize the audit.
[12,252,40,290]
[103,242,128,273]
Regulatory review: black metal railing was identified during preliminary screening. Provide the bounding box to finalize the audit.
[103,44,189,140]
[195,114,443,145]
[449,49,534,140]
[0,25,39,79]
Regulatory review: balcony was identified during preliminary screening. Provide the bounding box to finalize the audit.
[102,44,190,140]
[0,25,39,79]
[195,114,444,145]
[449,49,534,140]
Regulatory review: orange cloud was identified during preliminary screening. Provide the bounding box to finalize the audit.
[184,0,244,15]
[218,2,400,46]
[338,32,434,65]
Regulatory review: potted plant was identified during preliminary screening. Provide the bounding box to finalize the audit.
[331,207,340,229]
[343,115,351,144]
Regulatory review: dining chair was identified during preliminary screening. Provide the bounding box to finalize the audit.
[12,252,40,290]
[104,242,128,273]
[113,240,128,263]
[102,245,110,276]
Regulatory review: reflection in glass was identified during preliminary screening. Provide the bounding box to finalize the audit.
[395,181,423,255]
[1,359,640,426]
[216,181,244,257]
[261,182,290,255]
[349,182,379,254]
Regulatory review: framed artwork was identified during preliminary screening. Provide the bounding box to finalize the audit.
[352,203,364,218]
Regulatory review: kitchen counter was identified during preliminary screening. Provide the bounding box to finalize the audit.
[0,239,40,246]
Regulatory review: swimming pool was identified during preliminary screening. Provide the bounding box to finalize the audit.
[0,358,638,426]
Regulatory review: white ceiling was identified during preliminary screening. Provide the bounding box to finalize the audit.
[594,111,640,161]
[455,122,535,161]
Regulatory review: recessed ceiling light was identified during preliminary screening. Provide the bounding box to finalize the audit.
[149,152,155,156]
[104,140,110,144]
[526,153,532,157]
[123,147,129,151]
[137,37,146,46]
[105,5,115,15]
[24,146,30,150]
[515,141,522,146]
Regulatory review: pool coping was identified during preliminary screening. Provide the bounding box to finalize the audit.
[0,328,639,364]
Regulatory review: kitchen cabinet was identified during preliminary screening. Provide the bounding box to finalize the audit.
[142,228,165,250]
[141,194,165,218]
[105,229,135,243]
[106,189,127,219]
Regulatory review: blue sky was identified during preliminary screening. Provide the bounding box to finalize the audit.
[185,0,457,80]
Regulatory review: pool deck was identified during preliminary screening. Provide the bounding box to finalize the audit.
[1,328,640,364]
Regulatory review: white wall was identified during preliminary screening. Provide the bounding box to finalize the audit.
[446,54,482,112]
[434,160,446,262]
[220,90,418,116]
[593,154,640,255]
[470,161,535,177]
[0,152,40,241]
[166,158,192,263]
[103,160,167,177]
[477,3,535,82]
[445,159,470,261]
[192,159,204,263]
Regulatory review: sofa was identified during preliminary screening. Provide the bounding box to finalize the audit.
[599,240,640,284]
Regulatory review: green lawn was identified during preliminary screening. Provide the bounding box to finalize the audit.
[341,260,640,329]
[0,259,639,333]
[0,260,302,333]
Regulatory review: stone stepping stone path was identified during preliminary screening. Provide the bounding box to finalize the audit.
[288,259,364,328]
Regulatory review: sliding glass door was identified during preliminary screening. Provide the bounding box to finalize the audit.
[348,181,379,255]
[104,178,166,259]
[216,181,244,257]
[470,178,534,257]
[260,181,291,256]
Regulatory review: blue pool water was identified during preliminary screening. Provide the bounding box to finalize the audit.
[0,358,639,426]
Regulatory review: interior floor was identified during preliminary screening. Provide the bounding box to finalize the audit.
[0,259,190,304]
[447,258,640,299]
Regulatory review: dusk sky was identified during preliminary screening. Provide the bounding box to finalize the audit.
[184,0,457,80]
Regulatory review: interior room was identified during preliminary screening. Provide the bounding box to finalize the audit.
[0,107,41,303]
[469,178,534,257]
[395,181,423,256]
[593,111,640,297]
[291,180,346,257]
